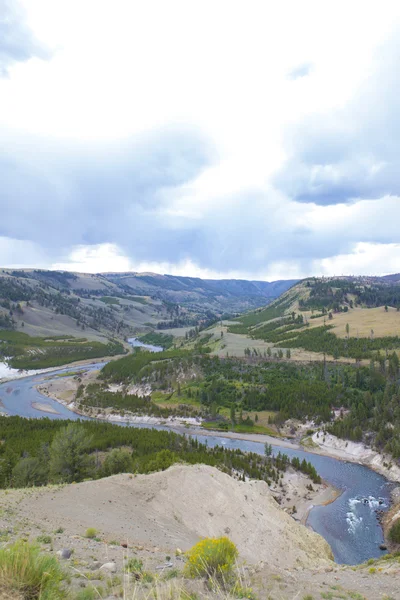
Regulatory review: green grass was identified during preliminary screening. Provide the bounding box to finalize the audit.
[130,296,148,305]
[0,331,124,369]
[36,534,52,544]
[234,294,295,328]
[54,371,81,378]
[99,296,120,305]
[278,325,400,359]
[201,421,277,436]
[152,390,199,408]
[0,540,66,599]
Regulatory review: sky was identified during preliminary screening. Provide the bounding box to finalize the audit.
[1,0,400,281]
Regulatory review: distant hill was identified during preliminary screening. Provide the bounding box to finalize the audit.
[103,271,297,310]
[0,269,297,342]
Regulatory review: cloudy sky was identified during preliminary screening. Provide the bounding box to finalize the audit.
[1,0,400,280]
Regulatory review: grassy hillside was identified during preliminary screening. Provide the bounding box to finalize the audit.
[0,269,296,346]
[221,276,400,361]
[103,271,297,313]
[0,330,124,369]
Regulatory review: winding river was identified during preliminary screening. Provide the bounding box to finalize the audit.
[0,351,394,566]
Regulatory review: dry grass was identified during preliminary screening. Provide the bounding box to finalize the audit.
[307,306,400,338]
[238,410,276,428]
[209,327,273,358]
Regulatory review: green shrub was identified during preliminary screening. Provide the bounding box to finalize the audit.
[185,536,238,580]
[163,568,180,580]
[125,558,143,574]
[142,571,154,583]
[231,582,257,599]
[36,534,52,544]
[0,540,65,599]
[85,528,97,539]
[389,520,400,544]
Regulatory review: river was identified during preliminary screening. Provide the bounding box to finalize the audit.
[0,353,393,565]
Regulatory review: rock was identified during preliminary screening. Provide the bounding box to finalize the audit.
[121,542,128,548]
[176,548,183,555]
[100,561,117,573]
[156,562,174,570]
[379,544,387,550]
[91,561,102,570]
[56,548,72,559]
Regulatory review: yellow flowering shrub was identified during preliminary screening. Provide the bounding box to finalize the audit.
[184,536,238,580]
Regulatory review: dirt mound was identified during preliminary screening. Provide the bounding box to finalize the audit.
[4,464,333,568]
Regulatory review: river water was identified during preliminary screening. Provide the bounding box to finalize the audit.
[127,337,164,352]
[0,355,394,565]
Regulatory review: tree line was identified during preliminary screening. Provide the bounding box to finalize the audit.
[0,418,320,489]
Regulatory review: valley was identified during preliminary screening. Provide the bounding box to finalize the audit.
[1,270,400,599]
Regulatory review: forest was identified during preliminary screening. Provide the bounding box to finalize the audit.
[276,325,400,360]
[93,347,396,434]
[0,417,320,489]
[299,278,400,312]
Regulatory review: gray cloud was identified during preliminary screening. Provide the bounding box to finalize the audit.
[2,122,400,277]
[0,126,214,263]
[2,33,400,277]
[274,35,400,205]
[0,0,50,76]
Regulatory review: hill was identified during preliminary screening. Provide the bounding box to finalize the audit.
[220,275,400,361]
[102,271,298,313]
[0,464,332,568]
[1,464,399,599]
[0,269,296,367]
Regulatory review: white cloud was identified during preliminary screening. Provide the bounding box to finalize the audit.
[0,236,46,268]
[316,243,400,277]
[51,243,133,273]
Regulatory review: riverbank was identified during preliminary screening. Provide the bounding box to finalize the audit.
[36,381,341,521]
[38,379,301,448]
[310,431,400,484]
[0,351,128,385]
[33,364,400,487]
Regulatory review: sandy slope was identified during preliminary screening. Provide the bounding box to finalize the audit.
[1,465,400,599]
[0,465,332,569]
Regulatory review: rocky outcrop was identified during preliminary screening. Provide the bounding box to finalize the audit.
[312,432,400,483]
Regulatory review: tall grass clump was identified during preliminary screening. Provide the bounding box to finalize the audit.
[0,540,65,599]
[184,536,238,581]
[389,520,400,544]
